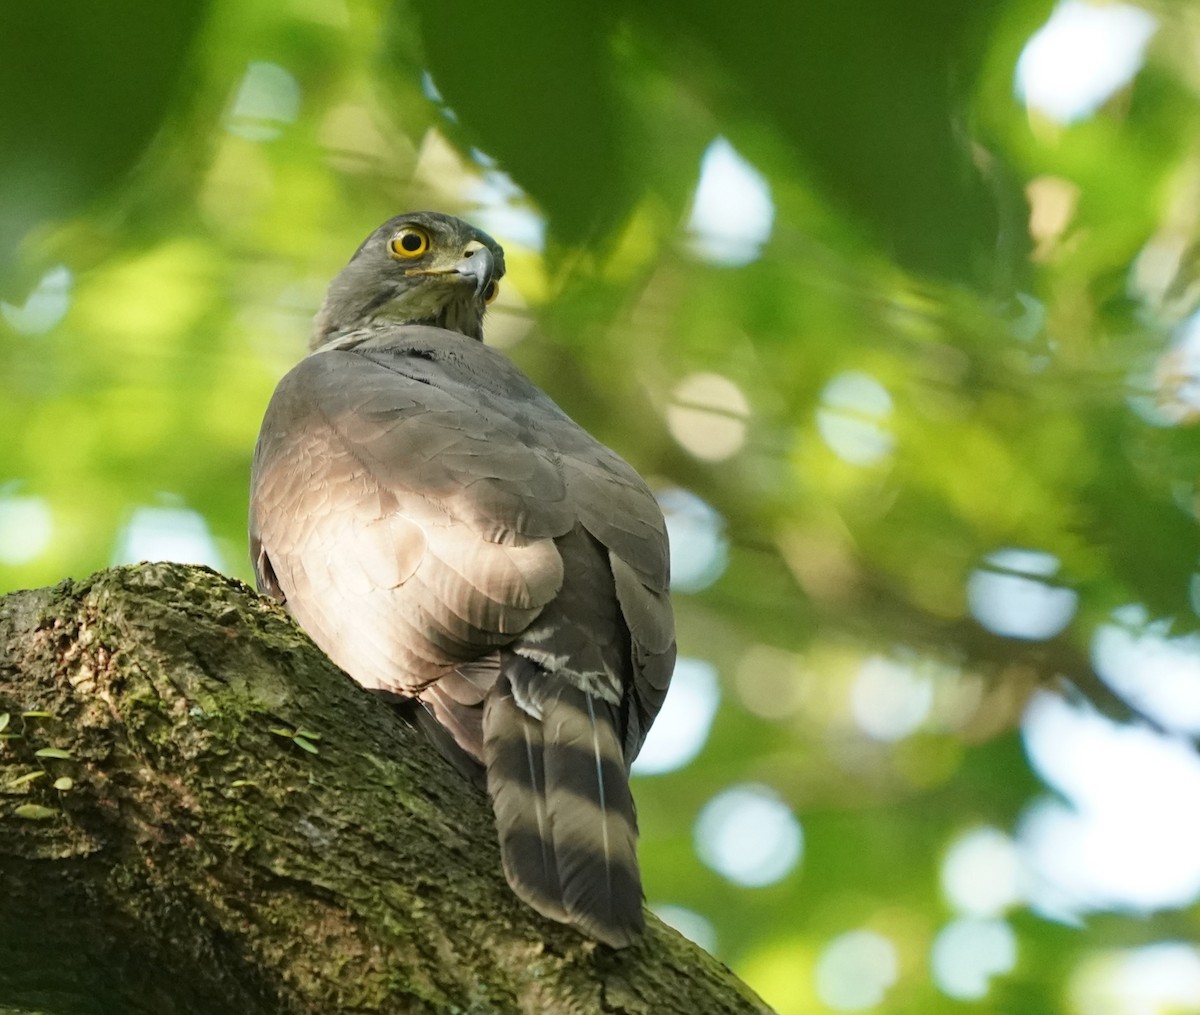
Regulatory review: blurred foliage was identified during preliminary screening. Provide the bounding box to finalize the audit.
[4,0,1200,1012]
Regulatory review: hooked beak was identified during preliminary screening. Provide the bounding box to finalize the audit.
[404,246,496,299]
[452,246,496,298]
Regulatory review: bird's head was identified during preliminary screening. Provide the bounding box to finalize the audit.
[312,211,506,348]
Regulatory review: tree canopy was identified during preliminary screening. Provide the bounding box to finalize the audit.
[3,1,1199,1012]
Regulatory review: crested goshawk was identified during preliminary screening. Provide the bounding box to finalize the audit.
[249,212,676,947]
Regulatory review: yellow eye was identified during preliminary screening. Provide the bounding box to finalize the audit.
[389,226,431,259]
[483,280,499,304]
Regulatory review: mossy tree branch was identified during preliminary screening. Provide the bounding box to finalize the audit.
[0,563,770,1015]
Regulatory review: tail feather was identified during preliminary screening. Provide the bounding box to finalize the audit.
[483,669,565,924]
[483,659,643,947]
[543,687,642,945]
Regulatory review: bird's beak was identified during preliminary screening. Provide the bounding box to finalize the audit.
[404,246,497,299]
[452,246,496,298]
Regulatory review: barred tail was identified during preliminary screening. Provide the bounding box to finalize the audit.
[482,657,643,948]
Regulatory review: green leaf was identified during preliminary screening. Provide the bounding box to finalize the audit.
[21,711,53,718]
[34,747,72,760]
[53,776,74,791]
[293,728,322,741]
[268,726,294,738]
[291,736,319,755]
[8,770,45,788]
[0,712,9,733]
[230,779,257,788]
[14,804,56,820]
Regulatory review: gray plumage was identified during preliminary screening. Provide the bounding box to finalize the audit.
[249,211,676,947]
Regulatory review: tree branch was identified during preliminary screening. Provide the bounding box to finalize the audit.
[0,564,770,1015]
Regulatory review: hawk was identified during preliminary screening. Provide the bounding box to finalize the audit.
[249,211,676,947]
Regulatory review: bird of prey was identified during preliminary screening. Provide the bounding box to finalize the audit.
[249,211,676,947]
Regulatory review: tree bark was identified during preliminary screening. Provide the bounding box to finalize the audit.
[0,563,771,1015]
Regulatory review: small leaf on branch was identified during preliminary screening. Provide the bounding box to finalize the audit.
[14,804,57,820]
[8,770,45,788]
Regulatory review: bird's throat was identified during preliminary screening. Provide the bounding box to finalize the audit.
[372,289,484,341]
